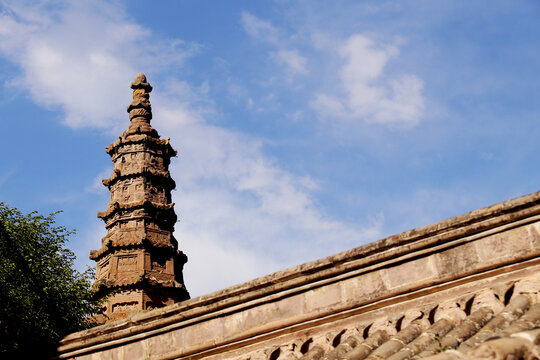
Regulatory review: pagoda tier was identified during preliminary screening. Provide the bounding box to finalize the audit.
[91,74,189,321]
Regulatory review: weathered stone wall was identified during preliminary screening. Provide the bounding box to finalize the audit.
[57,191,540,359]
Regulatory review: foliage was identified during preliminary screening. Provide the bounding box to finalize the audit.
[0,202,101,357]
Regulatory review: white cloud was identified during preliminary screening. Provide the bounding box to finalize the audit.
[152,93,383,295]
[85,167,112,195]
[238,13,424,128]
[240,11,280,45]
[241,12,307,81]
[384,187,483,234]
[0,1,198,132]
[312,34,425,127]
[73,219,107,273]
[0,169,16,187]
[272,49,308,78]
[0,1,382,296]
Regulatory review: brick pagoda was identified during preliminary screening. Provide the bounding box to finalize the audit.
[90,73,189,321]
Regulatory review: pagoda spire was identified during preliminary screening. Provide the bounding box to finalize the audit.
[125,73,156,137]
[90,74,189,322]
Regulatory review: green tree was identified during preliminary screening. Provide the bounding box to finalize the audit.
[0,202,101,357]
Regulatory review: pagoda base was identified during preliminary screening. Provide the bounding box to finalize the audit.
[100,287,189,322]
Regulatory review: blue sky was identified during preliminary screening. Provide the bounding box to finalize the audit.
[1,0,539,297]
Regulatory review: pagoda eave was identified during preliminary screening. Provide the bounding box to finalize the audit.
[105,134,177,157]
[97,200,176,220]
[102,168,175,188]
[94,280,189,302]
[90,243,174,261]
[96,275,186,289]
[90,235,179,261]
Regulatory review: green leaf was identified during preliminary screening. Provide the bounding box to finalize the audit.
[0,202,102,357]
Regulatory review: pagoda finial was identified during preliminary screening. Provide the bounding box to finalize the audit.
[126,73,155,135]
[131,73,153,92]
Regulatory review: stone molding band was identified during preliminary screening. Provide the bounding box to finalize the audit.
[58,190,540,357]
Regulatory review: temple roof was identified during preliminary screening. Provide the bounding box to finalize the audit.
[63,187,540,359]
[272,278,540,360]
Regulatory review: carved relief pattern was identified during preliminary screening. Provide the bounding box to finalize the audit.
[111,302,139,314]
[117,255,137,271]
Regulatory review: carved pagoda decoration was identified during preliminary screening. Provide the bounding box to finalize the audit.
[90,73,189,321]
